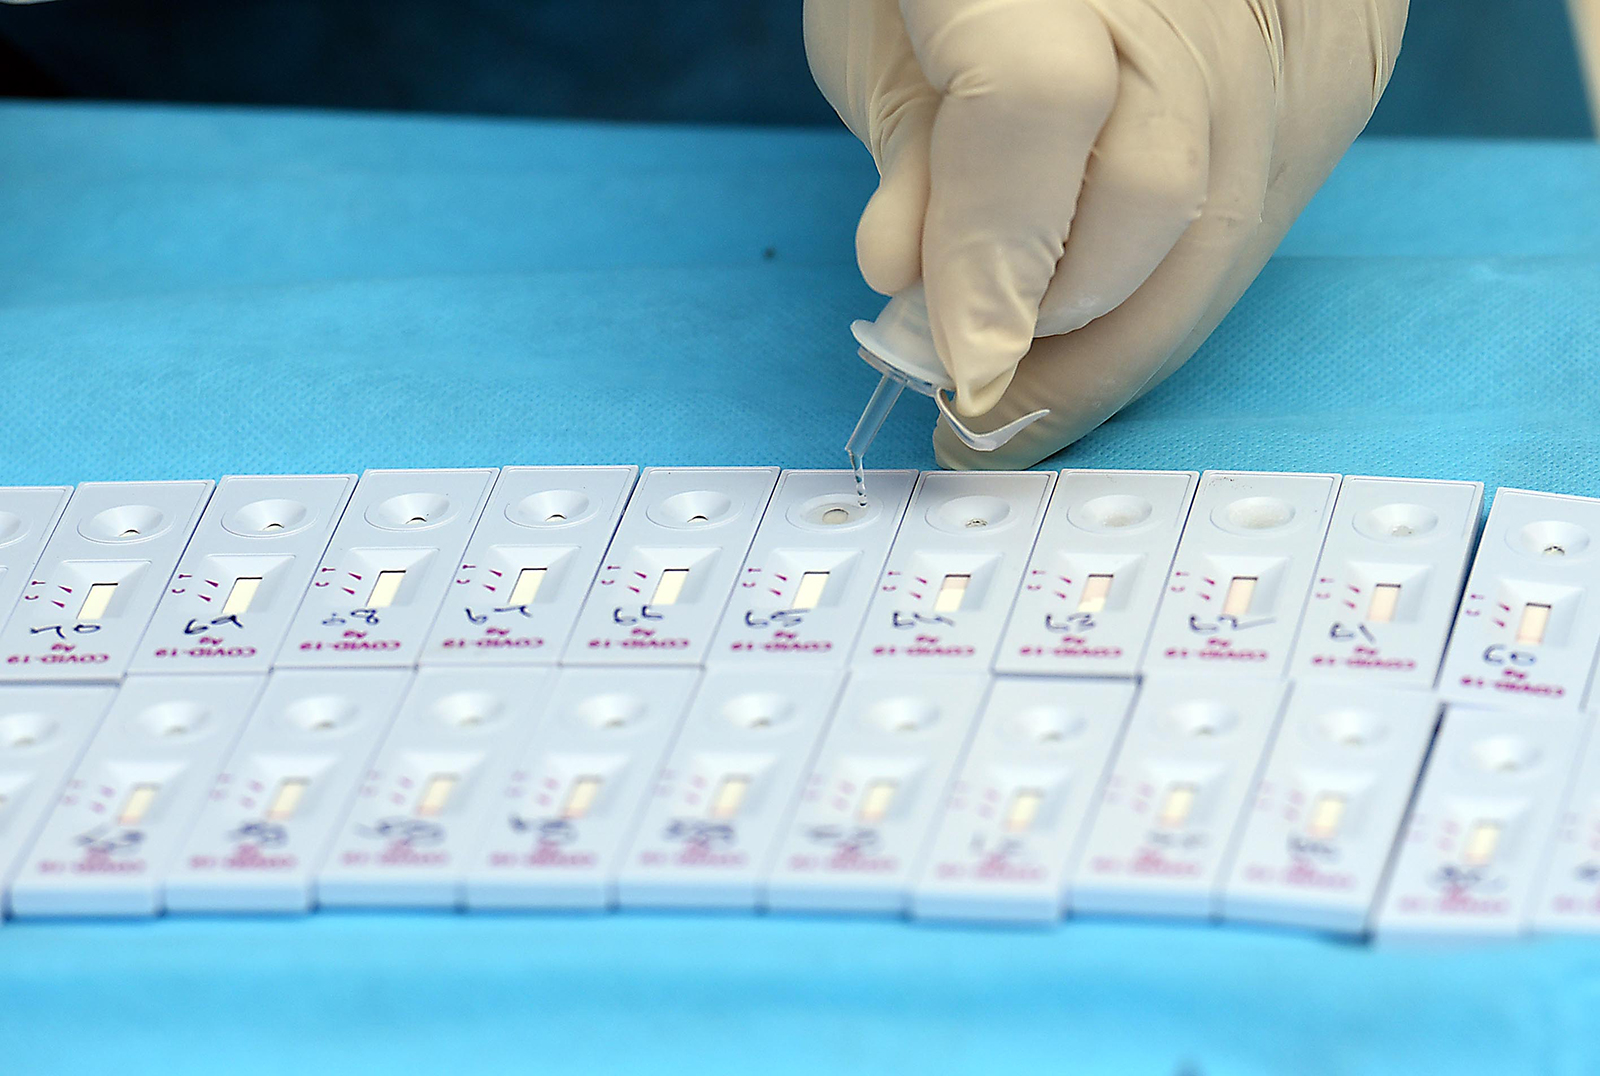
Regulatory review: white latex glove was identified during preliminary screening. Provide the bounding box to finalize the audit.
[805,0,1408,468]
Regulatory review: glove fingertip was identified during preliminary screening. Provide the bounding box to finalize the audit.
[855,197,922,297]
[954,368,1017,419]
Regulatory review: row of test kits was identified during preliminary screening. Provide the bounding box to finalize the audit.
[3,465,1600,942]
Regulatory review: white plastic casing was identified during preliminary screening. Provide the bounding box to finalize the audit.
[763,672,989,913]
[0,486,74,638]
[130,475,357,676]
[911,677,1136,923]
[0,685,117,907]
[1376,706,1585,940]
[615,667,846,908]
[1292,477,1482,688]
[162,669,412,913]
[1144,472,1339,679]
[1220,683,1440,935]
[852,472,1053,670]
[7,674,265,916]
[709,471,915,665]
[562,468,779,666]
[276,469,497,669]
[316,667,557,908]
[420,467,636,666]
[1530,712,1600,933]
[1070,675,1289,919]
[1438,489,1600,712]
[463,667,699,909]
[0,481,213,683]
[996,471,1197,677]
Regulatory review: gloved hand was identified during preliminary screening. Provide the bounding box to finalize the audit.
[805,0,1408,468]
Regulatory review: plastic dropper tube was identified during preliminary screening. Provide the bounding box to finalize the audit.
[844,372,905,507]
[843,285,1050,507]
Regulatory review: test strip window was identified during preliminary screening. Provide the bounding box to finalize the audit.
[367,570,406,609]
[78,583,118,622]
[1306,793,1347,840]
[651,569,690,607]
[265,777,309,822]
[1078,574,1114,614]
[1159,783,1197,829]
[1005,788,1045,833]
[791,572,829,611]
[1367,583,1401,624]
[508,567,547,607]
[1221,577,1258,618]
[858,780,897,824]
[416,774,458,817]
[118,782,161,827]
[934,574,971,614]
[709,775,751,820]
[222,576,263,617]
[1463,820,1502,867]
[1516,603,1552,645]
[562,776,603,820]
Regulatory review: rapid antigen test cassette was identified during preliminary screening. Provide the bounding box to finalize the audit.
[764,672,989,913]
[276,469,497,669]
[1070,675,1289,919]
[163,668,413,913]
[1376,705,1586,940]
[463,667,699,909]
[131,474,357,675]
[1143,472,1339,680]
[0,685,116,906]
[421,467,637,666]
[617,667,846,908]
[563,468,778,666]
[852,471,1052,670]
[1292,477,1482,687]
[1221,683,1440,934]
[317,667,558,908]
[0,481,213,682]
[0,486,73,639]
[8,674,266,916]
[997,470,1197,677]
[710,470,915,665]
[911,677,1136,923]
[1438,489,1600,712]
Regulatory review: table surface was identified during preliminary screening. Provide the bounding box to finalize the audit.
[3,102,1600,1074]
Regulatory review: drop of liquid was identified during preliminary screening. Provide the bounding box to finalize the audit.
[848,449,869,508]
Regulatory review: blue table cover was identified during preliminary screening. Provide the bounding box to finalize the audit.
[3,102,1600,1074]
